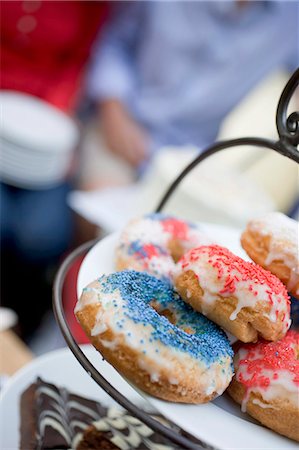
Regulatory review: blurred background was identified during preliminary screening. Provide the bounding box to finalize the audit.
[0,1,298,357]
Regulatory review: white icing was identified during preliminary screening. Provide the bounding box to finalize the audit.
[36,380,177,450]
[255,370,297,405]
[74,286,100,312]
[91,321,107,336]
[94,415,147,449]
[116,215,213,281]
[100,339,118,350]
[206,384,216,396]
[107,406,123,418]
[169,377,179,385]
[122,219,166,247]
[39,417,71,445]
[150,372,160,383]
[39,409,68,426]
[93,408,174,450]
[67,401,101,420]
[37,386,61,403]
[76,278,233,398]
[248,212,299,292]
[111,435,130,450]
[146,443,174,450]
[236,347,298,412]
[145,255,175,280]
[72,432,83,449]
[177,249,290,330]
[124,415,144,425]
[252,398,277,409]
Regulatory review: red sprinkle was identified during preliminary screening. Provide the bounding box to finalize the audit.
[142,244,162,259]
[179,245,290,310]
[236,331,299,390]
[162,218,189,240]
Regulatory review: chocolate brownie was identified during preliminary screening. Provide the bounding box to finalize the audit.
[19,378,184,449]
[20,377,108,449]
[77,408,179,450]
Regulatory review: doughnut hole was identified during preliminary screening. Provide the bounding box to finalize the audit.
[150,300,195,334]
[150,300,177,325]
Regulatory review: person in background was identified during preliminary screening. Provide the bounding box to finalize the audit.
[0,0,108,340]
[82,0,297,190]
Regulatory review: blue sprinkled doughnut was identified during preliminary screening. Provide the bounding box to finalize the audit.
[115,213,213,282]
[75,271,233,403]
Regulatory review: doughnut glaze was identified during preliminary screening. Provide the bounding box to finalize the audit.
[228,331,299,441]
[241,212,299,298]
[75,271,233,403]
[115,213,212,282]
[175,245,291,342]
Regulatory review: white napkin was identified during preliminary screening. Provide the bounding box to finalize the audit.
[68,184,145,233]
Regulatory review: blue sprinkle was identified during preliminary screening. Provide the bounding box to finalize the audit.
[98,271,233,367]
[83,287,93,293]
[127,240,168,259]
[145,212,198,229]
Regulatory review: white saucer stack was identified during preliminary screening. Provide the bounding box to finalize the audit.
[0,91,79,189]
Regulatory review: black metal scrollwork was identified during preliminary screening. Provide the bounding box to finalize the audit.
[276,68,299,148]
[156,68,299,213]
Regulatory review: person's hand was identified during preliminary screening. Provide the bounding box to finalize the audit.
[100,99,149,167]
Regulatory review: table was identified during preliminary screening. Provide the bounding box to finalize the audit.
[0,329,33,376]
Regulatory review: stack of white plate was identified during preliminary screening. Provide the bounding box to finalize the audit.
[0,91,79,189]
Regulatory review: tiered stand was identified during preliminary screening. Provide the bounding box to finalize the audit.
[53,69,299,450]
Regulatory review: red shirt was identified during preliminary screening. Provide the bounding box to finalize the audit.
[1,1,108,111]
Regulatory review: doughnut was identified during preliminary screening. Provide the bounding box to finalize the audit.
[241,212,299,299]
[227,331,299,442]
[174,245,291,343]
[115,213,212,282]
[75,270,233,403]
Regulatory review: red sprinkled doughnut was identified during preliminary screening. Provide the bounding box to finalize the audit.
[236,331,299,390]
[175,245,291,342]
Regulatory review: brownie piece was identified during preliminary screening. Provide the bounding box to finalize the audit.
[77,409,180,450]
[19,378,185,450]
[77,426,120,450]
[20,377,110,450]
[20,382,38,450]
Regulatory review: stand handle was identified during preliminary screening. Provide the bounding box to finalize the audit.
[156,68,299,213]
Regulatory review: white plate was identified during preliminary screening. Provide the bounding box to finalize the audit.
[0,345,152,450]
[0,307,18,332]
[0,91,79,153]
[76,223,297,449]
